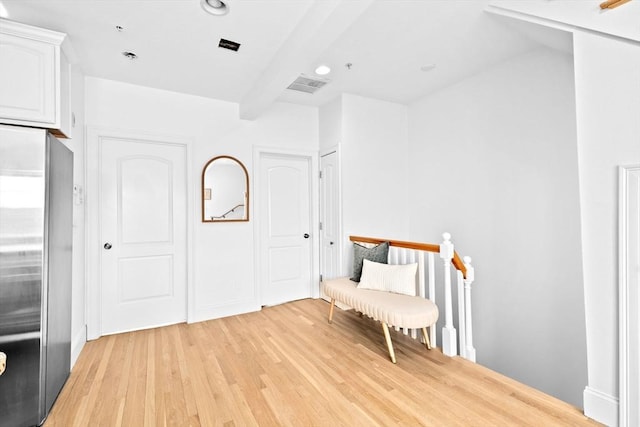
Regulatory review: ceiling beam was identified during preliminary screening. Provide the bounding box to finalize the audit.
[238,0,374,120]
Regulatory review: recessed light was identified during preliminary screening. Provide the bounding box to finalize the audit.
[314,65,331,76]
[201,0,229,16]
[420,64,437,72]
[122,51,138,60]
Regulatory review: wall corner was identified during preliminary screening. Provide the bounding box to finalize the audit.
[70,325,87,369]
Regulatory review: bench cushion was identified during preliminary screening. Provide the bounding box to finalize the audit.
[323,277,439,329]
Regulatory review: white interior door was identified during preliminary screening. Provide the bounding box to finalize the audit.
[259,154,312,306]
[100,137,187,335]
[320,151,340,293]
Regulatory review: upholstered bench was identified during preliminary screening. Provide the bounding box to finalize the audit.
[323,276,439,363]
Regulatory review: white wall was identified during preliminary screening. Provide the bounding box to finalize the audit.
[319,96,342,153]
[58,64,85,367]
[321,94,410,275]
[407,48,587,407]
[85,77,318,323]
[573,31,640,426]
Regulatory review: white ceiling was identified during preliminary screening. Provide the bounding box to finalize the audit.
[277,1,537,107]
[1,0,572,118]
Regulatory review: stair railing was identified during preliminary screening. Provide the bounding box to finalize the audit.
[349,233,476,361]
[211,204,245,220]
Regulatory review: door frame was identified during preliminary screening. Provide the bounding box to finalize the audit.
[85,127,195,340]
[253,146,320,305]
[319,146,343,283]
[619,164,640,427]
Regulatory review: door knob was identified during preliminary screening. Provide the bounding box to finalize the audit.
[303,233,310,239]
[330,241,334,245]
[104,243,112,250]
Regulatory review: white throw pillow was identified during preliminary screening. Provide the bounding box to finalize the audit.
[357,259,418,296]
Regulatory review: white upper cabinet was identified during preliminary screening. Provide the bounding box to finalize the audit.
[0,19,72,138]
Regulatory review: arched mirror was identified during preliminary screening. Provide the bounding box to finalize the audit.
[201,155,249,222]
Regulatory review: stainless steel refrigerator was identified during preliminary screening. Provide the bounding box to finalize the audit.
[0,124,73,427]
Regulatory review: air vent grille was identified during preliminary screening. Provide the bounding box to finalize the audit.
[287,74,330,94]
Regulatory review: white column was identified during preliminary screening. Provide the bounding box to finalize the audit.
[463,256,476,362]
[440,232,457,357]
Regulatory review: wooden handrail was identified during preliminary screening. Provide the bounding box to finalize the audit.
[600,0,631,9]
[350,235,439,252]
[212,204,244,219]
[452,253,467,279]
[349,235,468,279]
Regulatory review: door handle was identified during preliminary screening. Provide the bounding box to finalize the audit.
[104,243,112,250]
[303,233,310,239]
[330,241,334,245]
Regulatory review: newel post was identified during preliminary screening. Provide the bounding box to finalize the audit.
[463,256,476,362]
[440,232,457,357]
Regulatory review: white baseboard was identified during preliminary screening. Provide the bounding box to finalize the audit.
[70,325,87,369]
[584,386,618,426]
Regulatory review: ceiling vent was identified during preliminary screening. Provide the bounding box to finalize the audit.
[287,74,330,94]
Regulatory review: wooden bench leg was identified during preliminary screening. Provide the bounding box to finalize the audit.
[422,327,432,350]
[328,298,335,324]
[382,323,397,364]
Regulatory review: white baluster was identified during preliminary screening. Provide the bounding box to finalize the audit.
[457,270,466,359]
[463,256,476,362]
[404,249,415,338]
[390,246,398,264]
[407,250,416,295]
[428,252,436,347]
[440,232,457,357]
[418,252,426,298]
[389,246,404,332]
[413,251,425,342]
[399,248,408,333]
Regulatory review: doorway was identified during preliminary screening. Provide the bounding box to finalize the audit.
[320,150,340,296]
[256,150,317,306]
[86,129,191,339]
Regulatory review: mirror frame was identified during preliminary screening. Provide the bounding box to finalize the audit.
[201,155,249,223]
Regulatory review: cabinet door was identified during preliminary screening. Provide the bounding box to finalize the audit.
[0,33,56,125]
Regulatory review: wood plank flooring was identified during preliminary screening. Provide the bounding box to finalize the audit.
[45,299,601,426]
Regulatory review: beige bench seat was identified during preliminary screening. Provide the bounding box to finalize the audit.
[323,276,439,363]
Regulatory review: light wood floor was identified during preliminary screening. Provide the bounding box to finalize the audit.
[45,299,600,426]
